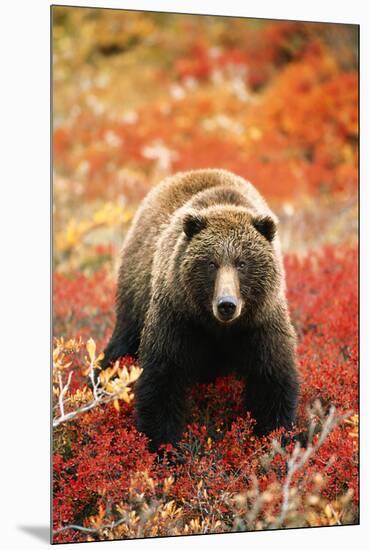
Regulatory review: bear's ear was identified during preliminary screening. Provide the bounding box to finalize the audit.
[252,215,277,242]
[183,213,207,239]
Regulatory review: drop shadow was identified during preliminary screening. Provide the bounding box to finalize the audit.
[18,525,50,544]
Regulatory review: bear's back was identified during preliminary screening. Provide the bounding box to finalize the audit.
[118,169,281,329]
[145,169,275,223]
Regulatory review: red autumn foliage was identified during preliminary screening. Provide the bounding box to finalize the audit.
[53,269,115,343]
[53,244,358,542]
[173,22,333,90]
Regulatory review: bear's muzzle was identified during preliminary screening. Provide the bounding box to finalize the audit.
[212,266,243,323]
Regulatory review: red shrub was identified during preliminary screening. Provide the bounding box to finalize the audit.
[53,244,358,542]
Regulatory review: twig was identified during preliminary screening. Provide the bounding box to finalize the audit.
[58,371,73,419]
[53,516,128,536]
[89,358,100,402]
[272,405,350,528]
[53,368,133,428]
[53,388,126,428]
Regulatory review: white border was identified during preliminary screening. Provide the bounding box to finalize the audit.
[1,1,366,548]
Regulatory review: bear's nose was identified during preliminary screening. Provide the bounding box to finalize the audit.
[217,296,237,321]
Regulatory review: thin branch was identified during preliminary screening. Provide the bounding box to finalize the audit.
[53,388,125,428]
[58,371,72,419]
[53,368,134,428]
[89,358,100,401]
[272,405,350,528]
[53,516,128,536]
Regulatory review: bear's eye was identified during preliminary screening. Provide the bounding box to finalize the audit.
[208,261,217,271]
[237,261,246,270]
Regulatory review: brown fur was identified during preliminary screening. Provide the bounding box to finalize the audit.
[102,169,299,450]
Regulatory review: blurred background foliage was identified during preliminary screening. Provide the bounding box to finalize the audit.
[53,7,358,276]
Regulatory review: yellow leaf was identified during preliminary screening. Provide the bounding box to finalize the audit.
[96,352,104,368]
[325,504,332,519]
[86,338,96,362]
[113,399,120,412]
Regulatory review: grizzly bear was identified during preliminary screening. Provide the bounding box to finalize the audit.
[101,169,299,450]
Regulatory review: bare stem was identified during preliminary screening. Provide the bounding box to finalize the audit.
[272,405,350,528]
[53,516,128,536]
[53,370,131,428]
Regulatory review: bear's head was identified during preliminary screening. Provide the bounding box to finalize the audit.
[180,206,281,326]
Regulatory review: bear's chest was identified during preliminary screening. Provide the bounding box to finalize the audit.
[192,328,251,383]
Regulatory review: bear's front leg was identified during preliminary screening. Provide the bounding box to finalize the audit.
[134,358,188,451]
[242,320,299,436]
[244,368,299,436]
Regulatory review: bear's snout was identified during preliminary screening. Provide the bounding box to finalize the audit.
[212,266,243,323]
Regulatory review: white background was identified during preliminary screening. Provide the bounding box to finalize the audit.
[0,0,366,548]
